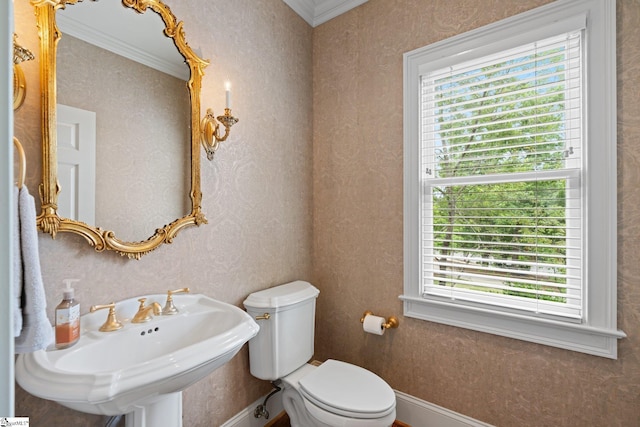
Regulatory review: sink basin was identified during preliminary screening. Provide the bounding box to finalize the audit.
[16,293,259,425]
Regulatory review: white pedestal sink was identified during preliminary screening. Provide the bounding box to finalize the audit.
[16,294,260,427]
[125,392,182,427]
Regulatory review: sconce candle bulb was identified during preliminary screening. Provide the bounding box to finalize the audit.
[225,81,231,109]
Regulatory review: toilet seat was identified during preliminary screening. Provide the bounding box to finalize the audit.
[298,359,396,419]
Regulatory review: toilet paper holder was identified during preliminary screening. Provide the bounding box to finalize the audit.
[360,311,399,329]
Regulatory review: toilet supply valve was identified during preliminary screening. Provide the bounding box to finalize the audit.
[253,380,281,420]
[162,288,190,315]
[254,404,269,420]
[89,302,123,332]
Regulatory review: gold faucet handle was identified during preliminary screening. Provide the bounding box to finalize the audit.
[89,302,123,332]
[168,288,190,297]
[162,288,190,315]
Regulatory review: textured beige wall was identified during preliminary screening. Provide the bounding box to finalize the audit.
[57,35,191,241]
[13,0,312,425]
[12,0,640,426]
[312,0,640,426]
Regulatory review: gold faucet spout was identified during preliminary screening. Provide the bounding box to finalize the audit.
[132,298,162,323]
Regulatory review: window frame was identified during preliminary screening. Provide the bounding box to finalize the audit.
[402,0,625,359]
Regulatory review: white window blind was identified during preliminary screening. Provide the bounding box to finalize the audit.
[419,31,583,320]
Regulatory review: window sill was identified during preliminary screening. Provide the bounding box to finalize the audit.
[400,295,626,359]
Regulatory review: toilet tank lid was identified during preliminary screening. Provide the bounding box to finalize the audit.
[243,281,319,309]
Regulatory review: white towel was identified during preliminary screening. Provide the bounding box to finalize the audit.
[15,185,54,353]
[13,186,22,337]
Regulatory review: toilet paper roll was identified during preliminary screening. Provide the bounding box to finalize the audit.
[363,314,386,336]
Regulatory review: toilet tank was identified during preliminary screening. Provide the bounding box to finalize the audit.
[242,281,320,381]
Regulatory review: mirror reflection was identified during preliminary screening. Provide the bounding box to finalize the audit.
[56,1,191,243]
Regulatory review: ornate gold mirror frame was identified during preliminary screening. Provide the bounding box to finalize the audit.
[32,0,208,259]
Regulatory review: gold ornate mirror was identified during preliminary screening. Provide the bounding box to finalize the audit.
[32,0,208,259]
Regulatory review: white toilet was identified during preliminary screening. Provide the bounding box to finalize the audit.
[243,281,396,427]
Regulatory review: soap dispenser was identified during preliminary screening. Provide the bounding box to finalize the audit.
[55,279,80,349]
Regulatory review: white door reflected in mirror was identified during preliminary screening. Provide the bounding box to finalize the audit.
[56,104,96,226]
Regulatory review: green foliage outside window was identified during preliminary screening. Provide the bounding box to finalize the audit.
[429,46,572,303]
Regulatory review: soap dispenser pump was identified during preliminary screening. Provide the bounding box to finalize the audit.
[55,279,80,349]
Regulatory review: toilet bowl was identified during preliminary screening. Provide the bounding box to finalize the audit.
[282,361,396,427]
[243,281,397,427]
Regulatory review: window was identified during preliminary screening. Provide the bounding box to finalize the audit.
[402,0,624,358]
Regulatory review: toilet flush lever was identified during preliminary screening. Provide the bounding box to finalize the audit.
[255,313,270,320]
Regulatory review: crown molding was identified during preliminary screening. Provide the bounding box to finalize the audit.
[283,0,368,27]
[56,2,190,81]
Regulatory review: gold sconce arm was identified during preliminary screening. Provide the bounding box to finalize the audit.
[200,108,239,161]
[13,33,35,64]
[13,33,34,111]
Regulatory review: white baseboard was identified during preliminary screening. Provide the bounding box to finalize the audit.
[394,391,494,427]
[221,389,493,427]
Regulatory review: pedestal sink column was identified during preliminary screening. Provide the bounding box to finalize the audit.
[125,392,183,427]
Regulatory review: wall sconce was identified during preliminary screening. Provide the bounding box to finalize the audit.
[200,82,239,161]
[13,33,35,110]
